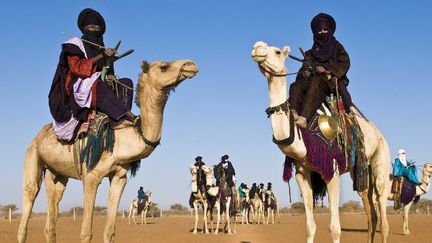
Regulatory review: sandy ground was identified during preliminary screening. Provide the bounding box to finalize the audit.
[3,213,432,243]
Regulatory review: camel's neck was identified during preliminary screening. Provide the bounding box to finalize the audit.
[418,171,431,195]
[267,75,287,107]
[138,81,169,145]
[264,72,307,160]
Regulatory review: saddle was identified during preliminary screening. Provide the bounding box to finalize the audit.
[391,175,420,210]
[303,94,368,191]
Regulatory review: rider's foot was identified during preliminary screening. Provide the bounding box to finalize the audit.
[126,111,139,125]
[296,116,307,128]
[291,109,299,121]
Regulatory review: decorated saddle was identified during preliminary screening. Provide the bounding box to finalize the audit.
[391,175,420,207]
[71,111,140,173]
[283,94,369,192]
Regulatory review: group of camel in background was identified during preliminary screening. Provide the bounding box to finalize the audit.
[189,163,280,235]
[17,41,432,243]
[240,187,280,225]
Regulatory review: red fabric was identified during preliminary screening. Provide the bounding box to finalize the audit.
[65,55,96,96]
[91,80,99,110]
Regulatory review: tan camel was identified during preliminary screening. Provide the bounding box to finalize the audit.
[387,163,432,235]
[17,59,198,243]
[189,164,221,235]
[250,193,264,224]
[251,41,390,243]
[128,191,152,225]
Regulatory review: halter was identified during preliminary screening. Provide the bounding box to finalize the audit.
[265,100,296,146]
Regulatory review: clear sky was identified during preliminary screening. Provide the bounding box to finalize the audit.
[1,1,431,212]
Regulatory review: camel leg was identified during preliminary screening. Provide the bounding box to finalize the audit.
[104,171,127,243]
[203,202,209,234]
[327,173,341,243]
[213,200,221,235]
[17,143,43,243]
[80,173,103,243]
[295,168,316,243]
[128,203,135,225]
[357,169,378,243]
[371,143,390,243]
[402,202,413,235]
[271,208,275,224]
[192,201,198,234]
[226,198,232,234]
[143,207,148,225]
[44,170,68,243]
[266,207,270,224]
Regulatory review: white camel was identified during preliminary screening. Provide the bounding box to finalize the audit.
[189,164,221,235]
[251,41,390,243]
[128,191,152,225]
[17,59,198,243]
[387,163,432,235]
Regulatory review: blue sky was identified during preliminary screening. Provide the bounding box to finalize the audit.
[1,1,431,212]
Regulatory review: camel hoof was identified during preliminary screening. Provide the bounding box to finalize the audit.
[403,231,410,235]
[213,232,219,235]
[205,230,210,234]
[228,231,233,235]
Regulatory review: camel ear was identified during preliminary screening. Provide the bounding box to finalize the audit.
[141,60,150,73]
[282,46,290,57]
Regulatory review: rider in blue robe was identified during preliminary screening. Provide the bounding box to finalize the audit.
[393,149,420,184]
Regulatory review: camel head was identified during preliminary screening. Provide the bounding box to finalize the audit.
[138,59,198,94]
[422,163,432,177]
[251,41,290,76]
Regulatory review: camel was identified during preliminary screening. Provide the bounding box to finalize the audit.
[264,190,280,224]
[128,191,152,225]
[251,41,390,243]
[250,193,264,224]
[240,188,251,224]
[189,164,221,235]
[17,59,198,243]
[387,163,432,235]
[214,168,237,234]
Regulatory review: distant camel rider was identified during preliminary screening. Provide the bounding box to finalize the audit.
[393,149,420,185]
[137,186,146,203]
[194,156,207,192]
[48,8,137,141]
[249,182,259,199]
[214,154,238,211]
[288,13,353,128]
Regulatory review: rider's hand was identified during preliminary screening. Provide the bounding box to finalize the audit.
[316,65,329,74]
[303,70,311,77]
[103,48,116,58]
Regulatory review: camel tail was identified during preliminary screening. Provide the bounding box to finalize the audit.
[311,172,327,207]
[18,138,44,243]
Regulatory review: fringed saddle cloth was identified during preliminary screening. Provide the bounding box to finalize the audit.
[73,111,115,172]
[284,94,369,192]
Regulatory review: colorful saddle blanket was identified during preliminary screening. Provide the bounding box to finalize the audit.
[74,112,115,172]
[391,176,420,204]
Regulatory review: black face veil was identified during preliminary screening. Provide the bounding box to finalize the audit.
[310,13,337,63]
[77,8,106,63]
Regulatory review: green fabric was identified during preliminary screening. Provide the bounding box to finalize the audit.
[79,112,114,171]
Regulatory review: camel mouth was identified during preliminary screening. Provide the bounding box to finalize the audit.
[180,62,199,78]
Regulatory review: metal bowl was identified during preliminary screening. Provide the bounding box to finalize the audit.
[318,115,338,140]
